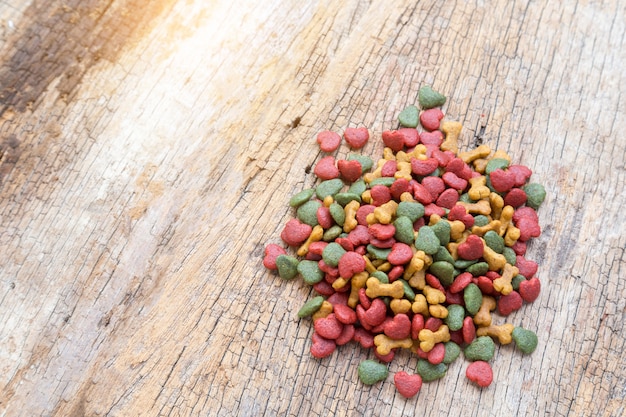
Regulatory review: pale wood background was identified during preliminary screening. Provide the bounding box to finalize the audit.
[0,1,624,416]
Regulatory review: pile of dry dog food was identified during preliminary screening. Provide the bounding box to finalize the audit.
[263,86,545,397]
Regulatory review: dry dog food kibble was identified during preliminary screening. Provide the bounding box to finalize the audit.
[263,85,545,397]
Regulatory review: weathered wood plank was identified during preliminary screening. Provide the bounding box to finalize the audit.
[0,0,624,416]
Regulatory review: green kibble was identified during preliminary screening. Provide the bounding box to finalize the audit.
[367,244,391,260]
[348,154,373,172]
[316,178,344,199]
[400,279,415,301]
[524,183,546,209]
[417,359,447,382]
[464,336,496,361]
[289,188,314,207]
[296,200,322,226]
[459,192,474,203]
[429,261,455,286]
[415,225,440,255]
[394,216,416,244]
[418,85,446,110]
[433,246,455,264]
[485,158,510,174]
[398,105,419,128]
[464,283,483,315]
[396,201,425,222]
[297,260,324,285]
[512,327,539,354]
[348,179,367,196]
[369,177,395,187]
[275,255,299,280]
[297,296,324,318]
[483,230,505,254]
[473,215,490,227]
[323,225,343,241]
[329,203,345,226]
[445,304,465,331]
[431,220,451,246]
[454,258,478,269]
[370,270,389,284]
[511,274,526,291]
[358,360,388,385]
[334,192,361,206]
[443,341,462,364]
[503,247,517,265]
[467,262,489,277]
[322,242,346,267]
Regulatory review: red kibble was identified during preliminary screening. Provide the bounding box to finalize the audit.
[387,243,414,265]
[516,256,538,278]
[363,298,387,327]
[504,188,527,208]
[442,171,468,191]
[318,260,339,277]
[508,164,533,187]
[335,237,354,252]
[420,108,444,131]
[335,323,355,345]
[388,265,404,281]
[353,327,375,349]
[316,130,342,152]
[427,342,446,364]
[390,178,411,200]
[422,176,445,199]
[466,361,493,387]
[358,288,371,309]
[425,273,445,292]
[445,157,473,181]
[462,316,476,344]
[356,205,376,226]
[381,160,398,177]
[401,128,420,147]
[347,225,370,246]
[498,290,524,315]
[512,240,527,256]
[370,237,396,248]
[476,276,495,295]
[411,157,439,176]
[374,348,396,363]
[420,130,444,147]
[436,188,460,209]
[337,159,362,183]
[313,280,335,296]
[384,313,411,340]
[413,183,435,204]
[338,251,366,279]
[519,277,541,303]
[280,218,313,246]
[369,223,396,240]
[317,206,333,229]
[314,313,343,339]
[490,169,516,193]
[314,156,340,180]
[411,313,425,339]
[446,289,464,305]
[382,130,407,152]
[370,184,392,206]
[310,331,336,358]
[394,371,423,398]
[343,127,370,149]
[334,303,357,324]
[262,243,286,270]
[425,317,443,332]
[327,292,349,306]
[457,235,485,260]
[424,203,446,218]
[450,272,473,293]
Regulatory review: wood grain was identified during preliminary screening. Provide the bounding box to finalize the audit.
[0,0,624,416]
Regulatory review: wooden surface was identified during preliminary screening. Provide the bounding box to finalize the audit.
[0,1,624,416]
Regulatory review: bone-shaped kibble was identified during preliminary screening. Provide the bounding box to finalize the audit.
[482,244,508,271]
[476,323,515,344]
[411,293,428,315]
[493,263,519,295]
[429,304,448,319]
[365,277,405,299]
[423,285,446,304]
[362,159,386,183]
[370,200,398,225]
[458,144,491,164]
[390,299,413,314]
[468,176,491,200]
[471,220,502,237]
[403,250,429,281]
[489,192,505,220]
[498,205,514,235]
[440,121,462,153]
[297,225,324,256]
[418,325,451,352]
[394,161,412,181]
[473,296,497,327]
[459,199,492,215]
[312,300,334,320]
[348,271,370,308]
[374,334,413,355]
[343,200,360,232]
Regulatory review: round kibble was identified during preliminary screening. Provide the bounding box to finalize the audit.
[512,327,539,354]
